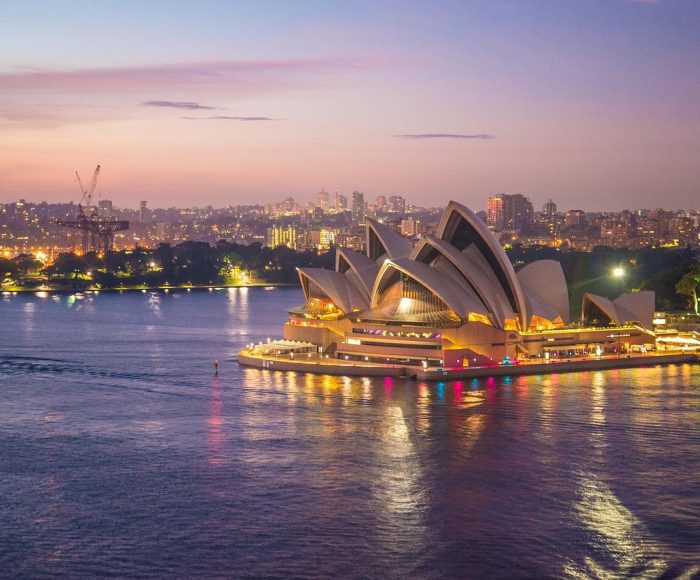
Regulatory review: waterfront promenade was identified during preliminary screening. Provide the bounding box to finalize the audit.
[238,348,698,380]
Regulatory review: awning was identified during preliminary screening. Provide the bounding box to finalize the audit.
[259,340,317,354]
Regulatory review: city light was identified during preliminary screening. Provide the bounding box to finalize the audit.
[613,266,625,278]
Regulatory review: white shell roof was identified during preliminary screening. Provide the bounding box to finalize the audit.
[371,258,490,320]
[298,267,369,313]
[524,287,563,325]
[335,247,379,300]
[436,201,530,328]
[410,234,514,328]
[517,260,570,324]
[583,293,619,325]
[366,218,411,263]
[613,291,655,329]
[582,291,655,329]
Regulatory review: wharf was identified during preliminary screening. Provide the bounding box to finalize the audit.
[237,351,407,377]
[238,350,698,380]
[415,352,698,381]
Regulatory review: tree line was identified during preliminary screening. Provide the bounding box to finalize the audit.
[2,241,699,313]
[2,241,333,290]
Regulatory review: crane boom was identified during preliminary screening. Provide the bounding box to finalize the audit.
[75,164,100,211]
[86,164,100,208]
[75,171,87,213]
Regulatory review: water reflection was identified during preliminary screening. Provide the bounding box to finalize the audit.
[225,288,251,349]
[453,411,485,459]
[416,382,431,435]
[590,372,607,455]
[373,404,430,563]
[207,376,224,466]
[148,292,161,317]
[565,473,666,578]
[22,300,35,336]
[37,410,66,574]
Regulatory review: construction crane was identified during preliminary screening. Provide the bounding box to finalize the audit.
[75,164,101,216]
[57,165,129,254]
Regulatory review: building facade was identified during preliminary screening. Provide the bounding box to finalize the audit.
[255,202,655,369]
[351,191,366,224]
[487,194,533,232]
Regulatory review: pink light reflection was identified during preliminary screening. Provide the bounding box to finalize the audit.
[207,376,224,466]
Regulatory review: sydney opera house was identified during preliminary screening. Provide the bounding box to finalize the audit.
[252,202,656,370]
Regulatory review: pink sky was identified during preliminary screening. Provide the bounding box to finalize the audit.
[1,0,699,211]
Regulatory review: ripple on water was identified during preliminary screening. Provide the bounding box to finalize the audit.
[1,290,699,577]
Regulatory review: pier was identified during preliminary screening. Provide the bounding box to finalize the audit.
[238,349,698,381]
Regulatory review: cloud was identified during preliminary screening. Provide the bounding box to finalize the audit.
[0,58,384,93]
[0,58,385,128]
[396,133,494,140]
[143,100,216,110]
[182,115,278,121]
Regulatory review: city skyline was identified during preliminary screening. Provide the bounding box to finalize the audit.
[2,1,699,210]
[4,191,700,260]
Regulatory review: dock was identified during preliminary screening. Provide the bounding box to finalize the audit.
[238,350,698,381]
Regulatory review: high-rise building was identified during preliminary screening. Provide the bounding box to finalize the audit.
[351,191,366,224]
[400,218,419,237]
[634,216,659,247]
[564,210,586,227]
[266,224,297,249]
[508,194,533,232]
[487,194,533,232]
[669,216,695,246]
[139,201,150,223]
[541,199,559,237]
[316,190,330,212]
[98,199,113,218]
[389,195,406,214]
[335,191,348,211]
[543,199,557,217]
[310,228,336,250]
[375,196,387,213]
[335,226,364,251]
[600,217,629,247]
[655,209,674,238]
[486,196,505,231]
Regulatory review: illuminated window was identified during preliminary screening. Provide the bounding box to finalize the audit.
[468,312,492,326]
[371,274,460,326]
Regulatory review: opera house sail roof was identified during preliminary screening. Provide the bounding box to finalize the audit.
[285,201,656,366]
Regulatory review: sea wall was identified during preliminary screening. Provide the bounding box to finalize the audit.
[238,352,406,377]
[239,351,697,381]
[415,353,698,381]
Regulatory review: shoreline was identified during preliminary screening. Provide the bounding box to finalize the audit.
[1,282,298,294]
[238,350,699,380]
[416,352,698,380]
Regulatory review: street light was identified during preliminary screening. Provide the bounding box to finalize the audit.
[613,266,625,297]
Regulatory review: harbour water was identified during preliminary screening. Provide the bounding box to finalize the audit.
[1,288,699,577]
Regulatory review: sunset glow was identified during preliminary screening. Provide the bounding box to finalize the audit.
[1,0,699,210]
